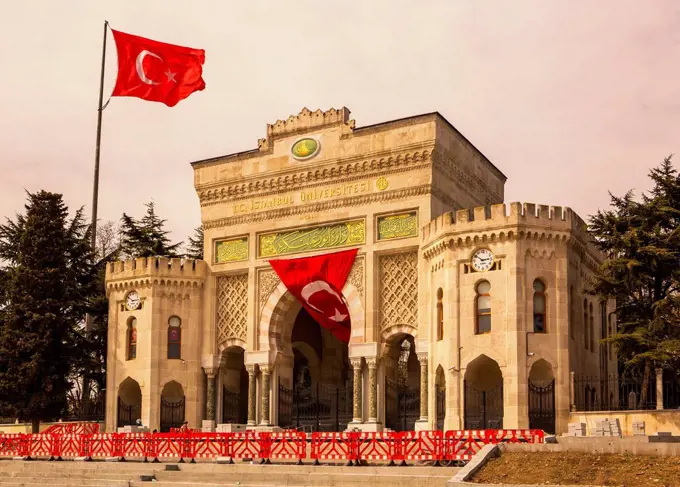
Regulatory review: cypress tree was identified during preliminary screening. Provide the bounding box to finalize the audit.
[120,201,182,259]
[0,191,97,432]
[185,225,204,260]
[589,156,680,405]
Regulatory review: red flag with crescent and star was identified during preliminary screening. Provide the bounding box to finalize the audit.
[111,29,205,107]
[268,248,358,343]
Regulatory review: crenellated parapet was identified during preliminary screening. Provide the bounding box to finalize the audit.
[105,257,208,294]
[266,107,355,139]
[421,202,600,267]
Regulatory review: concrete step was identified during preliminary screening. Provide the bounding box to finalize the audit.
[0,478,130,486]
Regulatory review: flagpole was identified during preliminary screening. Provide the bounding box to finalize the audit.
[90,19,109,255]
[82,19,108,418]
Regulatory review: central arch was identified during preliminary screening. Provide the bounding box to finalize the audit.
[383,332,421,431]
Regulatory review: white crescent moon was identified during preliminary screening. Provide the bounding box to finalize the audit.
[300,280,345,314]
[135,50,162,85]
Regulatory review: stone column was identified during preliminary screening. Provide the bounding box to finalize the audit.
[570,371,575,411]
[351,358,363,423]
[204,368,217,422]
[247,365,258,426]
[260,365,271,426]
[656,368,664,411]
[418,356,429,421]
[367,358,379,422]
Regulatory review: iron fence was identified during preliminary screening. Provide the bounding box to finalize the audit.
[573,373,680,411]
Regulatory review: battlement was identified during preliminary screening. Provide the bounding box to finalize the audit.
[105,257,209,284]
[421,202,591,245]
[266,107,355,139]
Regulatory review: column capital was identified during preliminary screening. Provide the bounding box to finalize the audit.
[350,357,363,370]
[417,354,428,366]
[260,365,272,375]
[203,367,217,379]
[246,364,258,375]
[366,357,379,369]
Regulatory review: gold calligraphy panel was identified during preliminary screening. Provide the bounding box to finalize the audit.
[258,220,365,258]
[215,237,249,263]
[377,211,418,240]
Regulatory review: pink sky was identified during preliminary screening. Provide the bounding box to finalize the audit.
[0,1,678,245]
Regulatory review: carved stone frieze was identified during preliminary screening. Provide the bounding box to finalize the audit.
[379,251,419,331]
[216,274,249,347]
[346,256,365,299]
[258,268,281,312]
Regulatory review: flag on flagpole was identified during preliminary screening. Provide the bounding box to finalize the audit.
[268,249,359,343]
[111,29,205,107]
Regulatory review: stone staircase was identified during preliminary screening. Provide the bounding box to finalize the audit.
[0,460,459,487]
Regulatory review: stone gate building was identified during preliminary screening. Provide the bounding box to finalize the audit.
[105,107,615,435]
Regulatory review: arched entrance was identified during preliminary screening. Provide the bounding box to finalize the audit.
[435,365,446,430]
[279,307,352,432]
[117,377,141,427]
[464,355,503,429]
[160,381,185,432]
[528,359,555,433]
[221,346,248,424]
[384,334,420,431]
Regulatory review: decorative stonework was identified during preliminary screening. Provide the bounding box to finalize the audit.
[346,256,365,299]
[379,251,418,331]
[197,148,432,208]
[258,219,365,258]
[258,269,281,312]
[377,211,418,240]
[216,274,248,346]
[215,237,248,263]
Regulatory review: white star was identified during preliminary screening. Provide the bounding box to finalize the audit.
[165,69,177,83]
[330,308,347,322]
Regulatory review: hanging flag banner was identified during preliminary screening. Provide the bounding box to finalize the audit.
[111,29,206,107]
[268,248,358,343]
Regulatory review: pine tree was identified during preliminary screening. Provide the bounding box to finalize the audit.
[589,156,680,406]
[0,191,98,432]
[119,201,182,259]
[185,225,204,260]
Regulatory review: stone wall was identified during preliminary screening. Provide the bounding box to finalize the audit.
[569,410,680,436]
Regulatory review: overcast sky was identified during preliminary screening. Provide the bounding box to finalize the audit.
[1,1,678,245]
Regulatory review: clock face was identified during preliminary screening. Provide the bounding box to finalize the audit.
[168,316,181,328]
[125,291,140,311]
[471,248,494,272]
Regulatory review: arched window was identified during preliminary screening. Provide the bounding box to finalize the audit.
[589,303,594,352]
[436,288,444,341]
[167,316,182,359]
[583,299,589,351]
[533,279,546,333]
[475,281,491,334]
[127,317,137,360]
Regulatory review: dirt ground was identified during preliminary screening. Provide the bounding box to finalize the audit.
[471,451,680,486]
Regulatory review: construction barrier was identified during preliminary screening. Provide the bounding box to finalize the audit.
[0,429,544,464]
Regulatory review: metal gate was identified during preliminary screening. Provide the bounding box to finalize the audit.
[528,379,555,434]
[464,381,503,429]
[385,378,420,431]
[222,388,247,424]
[117,397,140,427]
[436,388,446,431]
[278,382,352,432]
[160,396,185,432]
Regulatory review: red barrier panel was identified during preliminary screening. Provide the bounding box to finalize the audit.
[487,429,544,444]
[268,430,306,461]
[56,434,85,458]
[443,430,487,461]
[311,432,356,462]
[42,422,100,436]
[399,430,442,462]
[356,432,395,462]
[26,434,56,459]
[189,433,224,460]
[154,433,188,459]
[230,431,261,460]
[83,433,118,459]
[121,433,154,459]
[0,434,27,458]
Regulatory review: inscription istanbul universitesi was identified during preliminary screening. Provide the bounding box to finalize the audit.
[230,177,389,215]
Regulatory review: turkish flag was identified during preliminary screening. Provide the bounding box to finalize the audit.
[111,29,205,107]
[269,248,358,343]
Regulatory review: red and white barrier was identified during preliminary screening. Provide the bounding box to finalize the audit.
[0,428,544,463]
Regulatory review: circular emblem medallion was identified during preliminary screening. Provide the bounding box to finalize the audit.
[376,177,389,191]
[291,138,320,161]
